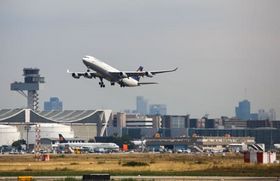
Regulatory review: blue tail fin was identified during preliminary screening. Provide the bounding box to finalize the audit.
[59,134,67,143]
[137,66,143,72]
[132,66,143,81]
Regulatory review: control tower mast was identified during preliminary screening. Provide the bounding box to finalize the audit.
[11,68,45,111]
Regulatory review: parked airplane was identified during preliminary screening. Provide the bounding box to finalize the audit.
[274,144,280,149]
[67,55,178,87]
[56,134,119,153]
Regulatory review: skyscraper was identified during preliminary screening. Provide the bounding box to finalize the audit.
[258,108,276,120]
[149,104,167,115]
[44,97,63,111]
[136,96,148,115]
[235,100,251,120]
[269,109,276,121]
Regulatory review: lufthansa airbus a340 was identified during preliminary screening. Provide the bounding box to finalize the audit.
[67,55,178,88]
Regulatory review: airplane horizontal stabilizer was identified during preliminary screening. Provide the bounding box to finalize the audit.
[138,82,158,85]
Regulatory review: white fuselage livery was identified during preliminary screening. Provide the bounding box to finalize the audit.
[82,56,139,87]
[58,142,119,151]
[69,55,178,88]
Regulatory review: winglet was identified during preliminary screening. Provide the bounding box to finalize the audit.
[173,67,178,72]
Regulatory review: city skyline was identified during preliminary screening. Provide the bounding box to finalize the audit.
[1,1,280,119]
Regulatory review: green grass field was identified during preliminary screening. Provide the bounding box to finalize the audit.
[0,153,279,177]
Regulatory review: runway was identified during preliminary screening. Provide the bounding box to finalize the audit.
[0,176,279,181]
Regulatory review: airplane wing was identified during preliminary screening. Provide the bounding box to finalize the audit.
[148,67,178,75]
[67,69,103,79]
[110,67,178,78]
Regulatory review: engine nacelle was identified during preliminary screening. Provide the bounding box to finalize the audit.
[72,73,80,79]
[119,72,128,78]
[145,71,153,78]
[84,72,93,79]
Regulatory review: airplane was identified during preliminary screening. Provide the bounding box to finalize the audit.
[67,55,178,88]
[56,134,119,153]
[274,144,280,149]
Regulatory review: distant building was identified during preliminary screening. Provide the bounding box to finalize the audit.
[0,108,113,140]
[111,113,154,129]
[136,96,148,115]
[162,115,188,129]
[149,104,167,115]
[109,112,161,138]
[235,100,251,120]
[269,109,276,121]
[224,118,247,128]
[258,109,269,120]
[258,108,277,121]
[269,109,276,120]
[250,113,258,120]
[44,97,63,111]
[126,114,153,128]
[247,120,272,128]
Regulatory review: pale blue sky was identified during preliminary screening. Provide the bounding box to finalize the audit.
[1,0,279,118]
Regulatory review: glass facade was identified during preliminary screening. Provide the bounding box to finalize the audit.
[117,127,280,149]
[170,116,185,128]
[235,100,251,120]
[44,97,63,111]
[136,96,148,115]
[149,104,167,115]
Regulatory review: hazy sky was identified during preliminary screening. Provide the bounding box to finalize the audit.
[1,0,280,119]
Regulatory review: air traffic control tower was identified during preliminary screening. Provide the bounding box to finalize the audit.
[11,68,45,111]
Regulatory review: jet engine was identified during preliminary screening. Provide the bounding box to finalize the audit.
[145,71,153,78]
[84,72,93,79]
[72,73,80,79]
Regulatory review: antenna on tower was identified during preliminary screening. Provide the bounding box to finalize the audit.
[10,68,45,111]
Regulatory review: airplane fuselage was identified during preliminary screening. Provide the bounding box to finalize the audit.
[82,56,139,87]
[57,142,119,151]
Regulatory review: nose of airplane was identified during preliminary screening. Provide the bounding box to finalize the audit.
[82,56,91,64]
[82,58,87,64]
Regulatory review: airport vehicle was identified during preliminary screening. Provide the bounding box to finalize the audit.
[56,134,119,153]
[67,55,178,87]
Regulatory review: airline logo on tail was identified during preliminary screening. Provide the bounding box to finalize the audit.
[132,66,144,81]
[59,134,67,143]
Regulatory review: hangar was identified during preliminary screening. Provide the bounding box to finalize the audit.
[0,109,112,142]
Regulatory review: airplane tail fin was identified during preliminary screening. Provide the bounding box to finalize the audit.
[59,134,67,143]
[132,66,143,81]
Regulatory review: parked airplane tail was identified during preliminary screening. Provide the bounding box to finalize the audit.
[59,134,67,143]
[132,66,143,81]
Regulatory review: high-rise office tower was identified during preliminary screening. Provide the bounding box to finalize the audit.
[149,104,167,115]
[269,108,276,121]
[235,100,251,120]
[44,97,63,111]
[136,96,148,115]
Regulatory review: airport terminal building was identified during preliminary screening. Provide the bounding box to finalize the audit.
[107,113,280,149]
[1,109,280,150]
[0,108,112,144]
